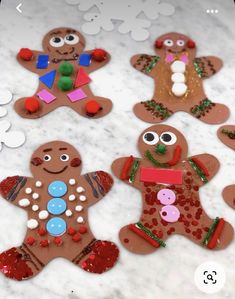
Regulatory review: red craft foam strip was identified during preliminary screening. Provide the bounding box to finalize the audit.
[207,218,225,249]
[191,157,209,177]
[120,156,134,180]
[128,224,160,248]
[140,167,183,185]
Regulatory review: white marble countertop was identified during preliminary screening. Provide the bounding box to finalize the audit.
[0,0,235,298]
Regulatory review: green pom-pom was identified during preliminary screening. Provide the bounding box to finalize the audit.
[58,76,73,91]
[59,62,74,76]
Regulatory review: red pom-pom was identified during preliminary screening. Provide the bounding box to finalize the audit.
[187,40,196,49]
[53,237,63,246]
[79,226,88,234]
[38,227,47,236]
[155,40,163,49]
[72,233,81,242]
[92,49,107,62]
[24,97,40,113]
[68,227,76,236]
[40,240,49,247]
[85,100,101,116]
[19,48,33,61]
[26,236,36,246]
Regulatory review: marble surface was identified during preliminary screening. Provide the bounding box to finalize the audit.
[0,0,235,298]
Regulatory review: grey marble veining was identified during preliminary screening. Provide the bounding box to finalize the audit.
[0,0,235,298]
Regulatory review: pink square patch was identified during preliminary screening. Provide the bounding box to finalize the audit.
[37,89,56,104]
[67,88,87,103]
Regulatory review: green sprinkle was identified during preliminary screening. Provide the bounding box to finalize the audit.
[202,217,219,246]
[193,61,203,78]
[136,222,166,247]
[129,160,140,183]
[144,56,160,73]
[145,150,169,168]
[188,159,208,183]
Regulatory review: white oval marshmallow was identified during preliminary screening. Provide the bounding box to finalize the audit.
[18,198,30,207]
[27,219,39,229]
[79,195,86,202]
[35,181,42,188]
[77,216,84,223]
[65,210,73,217]
[75,205,83,212]
[25,188,32,194]
[69,179,76,185]
[172,83,188,97]
[32,204,39,211]
[171,60,186,73]
[76,186,85,193]
[171,72,185,83]
[39,210,49,220]
[69,194,76,201]
[32,193,39,200]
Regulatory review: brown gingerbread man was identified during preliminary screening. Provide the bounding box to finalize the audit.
[112,125,233,254]
[15,27,112,119]
[132,32,229,124]
[0,141,119,281]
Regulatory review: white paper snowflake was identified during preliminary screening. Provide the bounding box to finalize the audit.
[66,0,175,41]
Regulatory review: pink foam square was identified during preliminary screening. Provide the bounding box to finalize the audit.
[37,89,56,104]
[67,88,87,102]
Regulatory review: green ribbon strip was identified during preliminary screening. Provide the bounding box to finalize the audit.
[143,100,172,119]
[202,217,219,246]
[129,160,140,183]
[191,99,213,115]
[193,60,203,78]
[221,129,235,138]
[188,159,208,183]
[144,56,160,73]
[145,150,169,168]
[136,222,166,247]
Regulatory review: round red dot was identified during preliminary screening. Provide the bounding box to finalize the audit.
[25,97,40,113]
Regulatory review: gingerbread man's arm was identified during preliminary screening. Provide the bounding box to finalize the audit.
[111,156,142,190]
[194,56,223,79]
[131,54,160,78]
[81,170,113,207]
[186,154,219,187]
[82,50,111,73]
[0,176,33,208]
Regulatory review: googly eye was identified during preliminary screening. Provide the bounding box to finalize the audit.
[177,39,185,47]
[143,131,159,145]
[64,34,80,45]
[160,132,177,145]
[60,154,70,162]
[164,39,174,47]
[49,36,64,48]
[43,155,52,162]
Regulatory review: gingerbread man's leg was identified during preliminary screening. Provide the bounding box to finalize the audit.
[71,238,119,274]
[71,96,113,119]
[119,223,168,254]
[189,98,229,124]
[133,100,173,124]
[180,211,234,250]
[14,97,58,119]
[222,185,235,209]
[0,244,46,281]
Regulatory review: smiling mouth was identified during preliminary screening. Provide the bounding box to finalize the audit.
[43,166,68,174]
[56,47,75,55]
[168,48,186,54]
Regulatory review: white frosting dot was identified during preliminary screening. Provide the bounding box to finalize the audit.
[69,179,76,185]
[79,195,86,202]
[76,216,84,223]
[25,188,32,194]
[18,198,30,207]
[35,181,42,187]
[27,219,38,229]
[65,210,73,217]
[32,204,39,211]
[76,186,85,193]
[32,193,39,200]
[38,210,49,220]
[69,194,76,201]
[75,205,83,212]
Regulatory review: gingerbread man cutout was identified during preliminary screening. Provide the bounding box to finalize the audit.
[15,27,112,119]
[0,141,119,281]
[132,32,229,124]
[217,125,235,208]
[112,125,233,254]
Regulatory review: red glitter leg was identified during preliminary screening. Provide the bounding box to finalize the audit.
[75,240,119,274]
[119,224,167,254]
[0,246,44,281]
[71,96,112,119]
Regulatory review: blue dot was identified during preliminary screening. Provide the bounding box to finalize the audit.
[47,198,67,215]
[46,217,66,236]
[48,181,67,197]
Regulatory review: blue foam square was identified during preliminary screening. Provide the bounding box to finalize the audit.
[79,53,92,67]
[37,55,49,69]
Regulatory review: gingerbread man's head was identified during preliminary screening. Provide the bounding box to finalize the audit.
[30,141,82,179]
[42,27,86,61]
[154,32,196,60]
[138,125,188,167]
